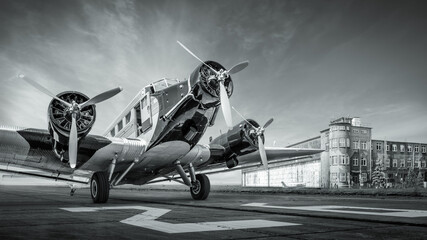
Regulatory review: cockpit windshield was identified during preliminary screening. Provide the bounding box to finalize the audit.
[151,78,180,92]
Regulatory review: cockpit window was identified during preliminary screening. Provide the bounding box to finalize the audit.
[151,78,180,92]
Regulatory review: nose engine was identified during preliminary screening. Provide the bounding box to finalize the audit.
[198,61,233,99]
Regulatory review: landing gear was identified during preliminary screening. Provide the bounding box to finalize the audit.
[190,174,210,200]
[91,172,109,203]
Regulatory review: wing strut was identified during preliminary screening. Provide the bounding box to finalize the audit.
[108,154,118,182]
[175,161,192,187]
[113,159,139,186]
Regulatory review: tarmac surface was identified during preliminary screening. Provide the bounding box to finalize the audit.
[1,185,427,239]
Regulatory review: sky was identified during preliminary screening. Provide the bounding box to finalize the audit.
[1,0,427,184]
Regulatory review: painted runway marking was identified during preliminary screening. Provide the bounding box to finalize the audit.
[61,205,300,233]
[242,203,427,218]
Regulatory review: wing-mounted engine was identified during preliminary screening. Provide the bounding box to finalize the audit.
[48,91,96,158]
[210,119,263,169]
[18,73,122,169]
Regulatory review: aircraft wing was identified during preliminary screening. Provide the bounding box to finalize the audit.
[194,145,323,174]
[236,147,323,166]
[0,126,147,181]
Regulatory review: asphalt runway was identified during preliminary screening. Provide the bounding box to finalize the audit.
[0,185,426,239]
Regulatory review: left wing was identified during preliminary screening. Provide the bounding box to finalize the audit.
[0,125,147,181]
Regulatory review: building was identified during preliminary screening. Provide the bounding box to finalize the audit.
[242,117,427,188]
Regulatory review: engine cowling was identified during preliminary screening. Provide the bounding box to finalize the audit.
[47,91,96,148]
[189,61,233,102]
[210,119,264,168]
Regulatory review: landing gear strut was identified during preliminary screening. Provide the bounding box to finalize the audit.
[91,172,109,203]
[190,174,210,200]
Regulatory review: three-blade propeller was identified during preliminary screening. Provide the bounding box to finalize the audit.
[177,41,249,129]
[19,74,122,169]
[232,106,273,170]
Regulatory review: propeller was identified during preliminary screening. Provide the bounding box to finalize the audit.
[19,73,122,169]
[18,74,71,107]
[232,106,273,170]
[177,41,249,129]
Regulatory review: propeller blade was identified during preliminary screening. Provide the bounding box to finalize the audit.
[69,114,78,169]
[177,41,219,75]
[258,135,268,170]
[80,86,123,108]
[231,106,256,129]
[219,81,233,129]
[263,118,274,129]
[18,74,71,107]
[227,61,249,75]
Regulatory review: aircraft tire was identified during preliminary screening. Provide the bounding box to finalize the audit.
[190,174,210,200]
[91,172,109,203]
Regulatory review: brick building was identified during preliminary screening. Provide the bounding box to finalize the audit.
[242,117,427,188]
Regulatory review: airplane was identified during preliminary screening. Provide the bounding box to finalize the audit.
[0,41,323,203]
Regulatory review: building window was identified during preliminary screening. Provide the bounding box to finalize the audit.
[386,144,390,151]
[393,159,397,167]
[422,161,426,168]
[339,173,346,182]
[339,138,345,147]
[415,161,419,168]
[407,161,412,168]
[385,158,390,167]
[110,128,115,137]
[422,146,426,153]
[361,158,367,166]
[407,145,412,152]
[400,160,405,168]
[331,173,337,180]
[400,145,405,153]
[332,139,338,148]
[339,155,349,165]
[376,142,382,151]
[332,156,338,165]
[415,145,419,153]
[353,129,359,134]
[353,158,358,166]
[118,120,123,131]
[347,138,350,147]
[361,141,367,150]
[361,129,368,134]
[125,112,131,124]
[392,144,397,152]
[353,141,359,149]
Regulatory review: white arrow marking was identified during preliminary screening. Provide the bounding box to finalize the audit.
[61,205,300,233]
[242,203,427,218]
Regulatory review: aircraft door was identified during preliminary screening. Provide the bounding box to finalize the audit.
[138,93,152,135]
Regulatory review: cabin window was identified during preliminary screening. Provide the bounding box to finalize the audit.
[142,97,147,108]
[110,128,115,137]
[118,120,123,131]
[125,112,131,124]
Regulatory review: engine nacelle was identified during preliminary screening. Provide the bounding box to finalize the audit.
[210,119,263,168]
[47,91,96,150]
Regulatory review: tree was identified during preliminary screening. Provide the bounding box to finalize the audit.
[406,168,418,188]
[416,171,424,188]
[372,165,386,188]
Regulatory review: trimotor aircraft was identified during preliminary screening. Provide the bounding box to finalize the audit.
[0,42,322,203]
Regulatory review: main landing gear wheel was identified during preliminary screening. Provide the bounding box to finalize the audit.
[91,172,109,203]
[190,174,210,200]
